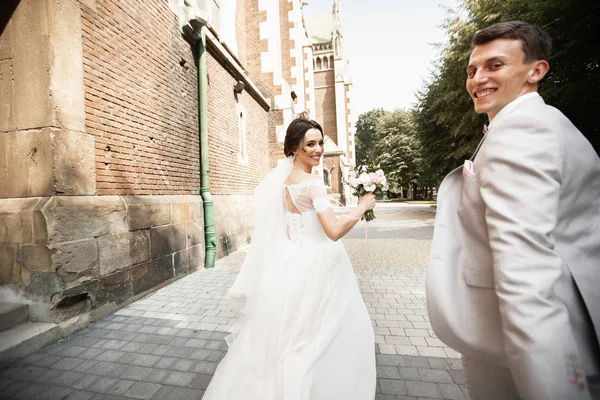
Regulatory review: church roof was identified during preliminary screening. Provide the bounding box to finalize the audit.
[304,12,333,44]
[323,135,344,156]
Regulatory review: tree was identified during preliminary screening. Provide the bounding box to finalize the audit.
[373,110,423,197]
[354,108,386,166]
[415,0,600,182]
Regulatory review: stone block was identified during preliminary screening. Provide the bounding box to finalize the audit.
[0,209,32,245]
[174,249,190,277]
[79,0,97,13]
[48,0,86,133]
[169,195,203,223]
[16,244,53,272]
[96,269,133,307]
[190,244,204,270]
[150,224,187,259]
[97,230,150,276]
[123,196,171,231]
[131,256,174,295]
[0,245,17,284]
[186,221,204,247]
[12,0,53,130]
[51,239,98,286]
[0,129,54,197]
[53,130,96,195]
[25,271,64,303]
[0,60,14,132]
[0,19,12,60]
[42,196,127,244]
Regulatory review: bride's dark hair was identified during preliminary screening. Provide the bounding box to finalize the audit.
[283,112,324,157]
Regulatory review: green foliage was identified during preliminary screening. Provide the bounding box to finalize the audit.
[414,0,600,182]
[354,108,386,166]
[355,109,431,195]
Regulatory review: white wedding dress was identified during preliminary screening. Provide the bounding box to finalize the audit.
[203,171,376,400]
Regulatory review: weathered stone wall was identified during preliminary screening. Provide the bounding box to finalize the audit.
[0,0,95,198]
[0,195,204,327]
[212,195,254,258]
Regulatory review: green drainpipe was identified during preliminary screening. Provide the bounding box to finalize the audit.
[197,27,218,268]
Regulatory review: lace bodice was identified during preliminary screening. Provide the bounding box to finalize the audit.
[284,178,332,244]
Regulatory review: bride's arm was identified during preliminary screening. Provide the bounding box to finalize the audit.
[317,193,376,241]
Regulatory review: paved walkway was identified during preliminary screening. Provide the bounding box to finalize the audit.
[0,204,468,400]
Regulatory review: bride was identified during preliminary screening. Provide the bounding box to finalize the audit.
[203,113,377,399]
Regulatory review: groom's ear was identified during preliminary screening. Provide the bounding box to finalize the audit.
[527,60,550,84]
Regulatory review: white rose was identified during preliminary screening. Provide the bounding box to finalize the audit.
[358,173,371,185]
[364,183,376,192]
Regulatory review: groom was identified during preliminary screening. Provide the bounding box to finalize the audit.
[426,21,600,399]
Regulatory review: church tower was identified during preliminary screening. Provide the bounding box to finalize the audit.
[303,0,355,205]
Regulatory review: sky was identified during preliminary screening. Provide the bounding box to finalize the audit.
[303,0,459,117]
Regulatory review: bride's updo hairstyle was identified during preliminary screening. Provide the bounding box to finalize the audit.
[283,112,324,157]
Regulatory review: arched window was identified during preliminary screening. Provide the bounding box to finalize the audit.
[323,56,329,69]
[323,169,331,187]
[330,55,334,68]
[316,57,322,70]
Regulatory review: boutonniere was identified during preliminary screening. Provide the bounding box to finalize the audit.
[483,124,489,135]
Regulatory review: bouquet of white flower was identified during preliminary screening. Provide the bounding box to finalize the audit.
[347,165,389,222]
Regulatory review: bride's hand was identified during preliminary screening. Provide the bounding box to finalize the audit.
[358,192,377,212]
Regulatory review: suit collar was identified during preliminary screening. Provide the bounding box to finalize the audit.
[489,92,543,129]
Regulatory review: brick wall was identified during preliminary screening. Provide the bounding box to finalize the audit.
[206,53,270,195]
[244,0,272,99]
[82,0,201,195]
[314,69,338,143]
[235,0,248,67]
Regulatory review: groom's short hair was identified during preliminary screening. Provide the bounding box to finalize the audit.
[472,21,552,63]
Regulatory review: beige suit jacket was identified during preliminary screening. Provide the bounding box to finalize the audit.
[427,93,600,399]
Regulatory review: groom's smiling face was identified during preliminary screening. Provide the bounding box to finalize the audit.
[466,38,543,121]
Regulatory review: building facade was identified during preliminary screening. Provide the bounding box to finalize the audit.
[304,0,356,205]
[0,0,352,331]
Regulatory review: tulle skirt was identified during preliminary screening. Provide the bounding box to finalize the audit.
[203,239,376,400]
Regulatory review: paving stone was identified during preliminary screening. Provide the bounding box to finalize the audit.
[71,375,100,390]
[418,369,453,383]
[12,365,48,381]
[130,354,161,368]
[406,381,442,398]
[448,370,465,385]
[376,354,407,367]
[190,361,218,374]
[64,391,96,400]
[86,362,121,376]
[427,358,449,370]
[169,358,195,372]
[438,383,467,400]
[149,385,174,399]
[162,371,196,387]
[120,366,154,381]
[87,376,119,393]
[379,379,408,395]
[188,373,212,390]
[404,356,431,369]
[13,382,49,399]
[52,371,85,387]
[399,367,420,381]
[106,380,137,396]
[164,386,203,400]
[376,366,402,379]
[33,369,63,384]
[124,381,162,399]
[95,350,126,363]
[145,369,170,384]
